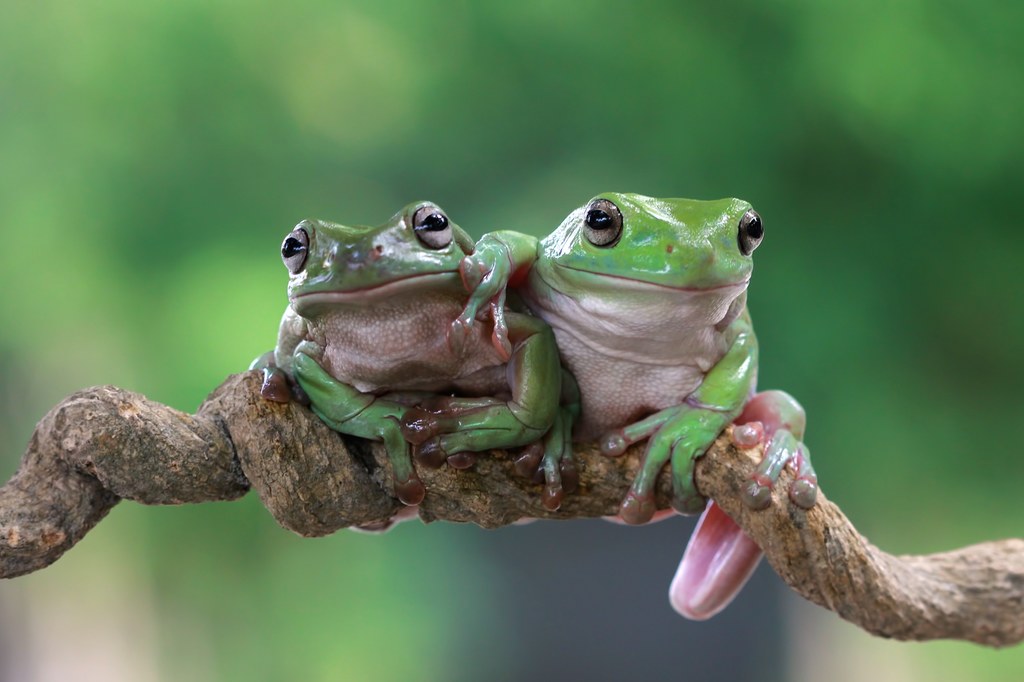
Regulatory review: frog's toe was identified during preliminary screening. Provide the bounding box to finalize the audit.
[446,452,476,470]
[788,443,818,509]
[401,407,442,445]
[542,483,563,512]
[672,491,709,516]
[259,367,292,403]
[560,457,579,495]
[513,443,544,479]
[619,491,657,525]
[394,473,425,506]
[789,476,818,509]
[293,339,324,360]
[447,315,474,355]
[742,474,774,511]
[413,439,449,469]
[730,422,764,449]
[599,431,629,457]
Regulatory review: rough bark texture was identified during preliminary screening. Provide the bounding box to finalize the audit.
[1,371,1021,647]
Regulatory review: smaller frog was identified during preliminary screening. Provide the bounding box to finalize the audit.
[256,202,566,507]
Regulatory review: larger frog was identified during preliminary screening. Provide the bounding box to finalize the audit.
[258,201,563,507]
[457,193,818,618]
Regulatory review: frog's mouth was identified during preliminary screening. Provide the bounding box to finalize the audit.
[554,263,750,293]
[292,270,461,308]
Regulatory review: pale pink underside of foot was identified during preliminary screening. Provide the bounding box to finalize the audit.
[669,500,763,620]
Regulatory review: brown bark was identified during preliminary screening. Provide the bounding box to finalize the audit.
[1,371,1020,647]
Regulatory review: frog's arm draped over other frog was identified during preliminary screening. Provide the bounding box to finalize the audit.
[457,192,819,619]
[254,202,567,508]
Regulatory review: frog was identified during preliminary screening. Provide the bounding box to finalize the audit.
[455,192,818,618]
[254,201,567,508]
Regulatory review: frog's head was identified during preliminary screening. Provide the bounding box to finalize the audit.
[281,201,475,316]
[542,192,762,293]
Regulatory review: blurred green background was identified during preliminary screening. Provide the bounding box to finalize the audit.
[1,0,1022,680]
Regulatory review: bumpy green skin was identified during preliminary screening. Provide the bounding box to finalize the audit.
[260,202,563,507]
[458,193,816,523]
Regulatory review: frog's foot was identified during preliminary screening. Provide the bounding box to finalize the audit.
[600,406,713,524]
[734,390,818,511]
[670,391,818,620]
[401,396,546,466]
[454,237,516,355]
[259,366,292,403]
[450,289,512,361]
[249,351,310,405]
[670,500,763,620]
[511,407,578,511]
[292,350,425,506]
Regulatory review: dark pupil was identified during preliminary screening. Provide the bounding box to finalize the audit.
[586,209,612,229]
[282,237,305,259]
[746,217,763,240]
[420,213,448,231]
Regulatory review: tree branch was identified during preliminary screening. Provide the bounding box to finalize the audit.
[1,372,1021,647]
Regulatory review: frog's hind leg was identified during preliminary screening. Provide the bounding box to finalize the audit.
[401,313,560,457]
[511,369,580,511]
[670,390,817,620]
[291,350,425,506]
[737,390,818,510]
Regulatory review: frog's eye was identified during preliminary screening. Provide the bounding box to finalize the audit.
[281,227,309,274]
[583,198,623,247]
[737,210,763,256]
[412,205,453,250]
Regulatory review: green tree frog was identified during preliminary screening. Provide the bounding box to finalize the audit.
[457,193,818,618]
[256,202,565,507]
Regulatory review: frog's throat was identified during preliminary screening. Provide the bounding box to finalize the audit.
[292,270,461,307]
[552,263,750,293]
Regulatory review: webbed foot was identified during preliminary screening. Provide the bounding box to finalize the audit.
[250,350,310,404]
[671,390,818,620]
[511,405,578,511]
[453,236,517,360]
[291,348,425,506]
[600,405,724,524]
[731,390,818,510]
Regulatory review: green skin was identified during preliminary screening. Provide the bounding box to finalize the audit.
[259,202,565,507]
[458,193,817,524]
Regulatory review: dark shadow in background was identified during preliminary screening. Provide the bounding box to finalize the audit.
[450,515,787,682]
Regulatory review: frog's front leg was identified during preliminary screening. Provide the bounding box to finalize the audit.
[401,312,565,501]
[290,345,426,506]
[452,231,539,358]
[601,320,757,525]
[251,306,313,404]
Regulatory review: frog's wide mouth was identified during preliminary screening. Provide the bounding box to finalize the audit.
[553,263,750,293]
[292,270,461,307]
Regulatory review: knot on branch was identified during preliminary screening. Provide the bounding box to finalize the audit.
[0,371,1021,648]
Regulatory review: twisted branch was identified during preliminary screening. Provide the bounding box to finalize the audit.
[1,372,1021,647]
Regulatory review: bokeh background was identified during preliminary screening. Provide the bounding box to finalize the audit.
[1,1,1022,680]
